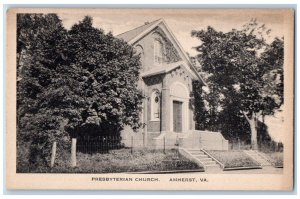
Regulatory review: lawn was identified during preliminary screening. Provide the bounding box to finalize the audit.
[266,152,283,168]
[207,150,261,169]
[18,148,203,173]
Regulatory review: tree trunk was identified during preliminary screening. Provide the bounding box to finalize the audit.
[243,112,258,150]
[50,141,57,167]
[71,138,77,167]
[249,117,258,150]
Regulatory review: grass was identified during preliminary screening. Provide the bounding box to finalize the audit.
[207,150,261,168]
[18,148,202,173]
[266,152,283,168]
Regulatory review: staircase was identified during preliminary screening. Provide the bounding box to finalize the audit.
[244,150,272,166]
[184,148,222,171]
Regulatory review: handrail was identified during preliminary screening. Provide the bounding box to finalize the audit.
[201,149,225,170]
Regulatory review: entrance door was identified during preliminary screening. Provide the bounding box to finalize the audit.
[173,101,183,132]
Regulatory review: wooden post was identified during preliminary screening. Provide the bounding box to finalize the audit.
[199,134,202,149]
[143,133,145,148]
[71,138,77,167]
[163,136,166,154]
[131,136,133,154]
[50,141,57,168]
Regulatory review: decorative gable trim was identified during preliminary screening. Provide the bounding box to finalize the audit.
[123,19,206,85]
[141,61,198,80]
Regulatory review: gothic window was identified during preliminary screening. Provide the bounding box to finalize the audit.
[135,45,144,68]
[154,39,163,65]
[151,91,160,121]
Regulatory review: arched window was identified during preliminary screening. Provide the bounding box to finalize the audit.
[154,39,163,65]
[151,91,160,121]
[135,45,144,68]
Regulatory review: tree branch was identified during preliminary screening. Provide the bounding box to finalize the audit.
[242,111,250,122]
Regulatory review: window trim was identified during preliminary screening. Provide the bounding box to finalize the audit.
[151,90,161,121]
[153,39,164,65]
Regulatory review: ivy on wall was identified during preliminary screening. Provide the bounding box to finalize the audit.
[153,27,182,63]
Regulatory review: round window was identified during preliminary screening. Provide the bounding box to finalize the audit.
[155,96,159,103]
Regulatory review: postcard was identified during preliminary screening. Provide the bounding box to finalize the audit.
[6,8,294,190]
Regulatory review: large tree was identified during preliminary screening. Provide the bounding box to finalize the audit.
[192,20,284,149]
[17,15,143,169]
[17,14,70,167]
[64,16,143,136]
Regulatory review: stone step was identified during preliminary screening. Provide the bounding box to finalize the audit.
[194,154,208,158]
[185,148,202,151]
[190,153,205,156]
[183,148,222,172]
[188,149,204,152]
[189,152,205,155]
[197,157,212,161]
[203,161,218,166]
[205,163,219,167]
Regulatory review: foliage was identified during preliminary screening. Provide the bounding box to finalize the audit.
[191,80,208,130]
[63,16,143,136]
[17,14,70,166]
[154,27,182,63]
[17,15,143,167]
[192,19,284,146]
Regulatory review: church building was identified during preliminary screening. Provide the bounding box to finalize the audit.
[117,19,228,150]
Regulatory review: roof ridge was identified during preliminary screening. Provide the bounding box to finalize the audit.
[116,19,161,37]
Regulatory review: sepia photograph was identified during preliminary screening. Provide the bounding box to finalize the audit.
[5,7,294,190]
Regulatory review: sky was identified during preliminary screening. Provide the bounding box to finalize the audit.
[57,9,286,142]
[57,9,285,56]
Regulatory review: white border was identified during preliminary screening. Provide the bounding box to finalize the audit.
[1,1,298,198]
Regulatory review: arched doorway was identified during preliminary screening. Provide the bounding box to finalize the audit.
[170,82,190,133]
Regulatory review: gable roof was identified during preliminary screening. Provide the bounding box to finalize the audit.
[116,19,160,42]
[116,19,206,85]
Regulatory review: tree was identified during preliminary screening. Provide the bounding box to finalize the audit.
[64,16,143,136]
[17,14,70,167]
[192,19,284,149]
[63,16,143,165]
[17,15,143,169]
[191,80,208,130]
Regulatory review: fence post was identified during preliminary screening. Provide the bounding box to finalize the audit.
[71,138,77,167]
[163,136,166,154]
[105,136,108,153]
[131,136,133,154]
[50,141,57,168]
[199,134,202,149]
[143,133,145,148]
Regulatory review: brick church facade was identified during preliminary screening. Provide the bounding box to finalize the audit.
[117,19,228,150]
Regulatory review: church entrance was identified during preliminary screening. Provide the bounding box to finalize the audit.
[169,81,190,133]
[173,101,183,132]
